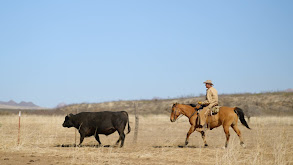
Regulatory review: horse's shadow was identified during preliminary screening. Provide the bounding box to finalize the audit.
[152,145,197,148]
[56,144,198,148]
[55,144,114,148]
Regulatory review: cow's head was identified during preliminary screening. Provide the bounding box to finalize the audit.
[62,114,74,128]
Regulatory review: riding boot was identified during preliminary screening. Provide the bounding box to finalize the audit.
[196,107,208,131]
[195,125,204,132]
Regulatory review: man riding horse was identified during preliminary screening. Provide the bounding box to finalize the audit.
[196,80,218,131]
[170,80,250,148]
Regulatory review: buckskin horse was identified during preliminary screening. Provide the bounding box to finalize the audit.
[170,103,250,148]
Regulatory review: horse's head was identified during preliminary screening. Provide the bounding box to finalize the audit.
[170,103,182,122]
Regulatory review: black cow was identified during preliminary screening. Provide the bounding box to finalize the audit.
[62,111,131,147]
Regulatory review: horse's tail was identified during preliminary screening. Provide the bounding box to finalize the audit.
[234,107,251,129]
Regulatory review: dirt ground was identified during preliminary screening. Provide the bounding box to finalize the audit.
[0,115,293,165]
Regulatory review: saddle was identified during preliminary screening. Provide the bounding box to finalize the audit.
[211,106,221,115]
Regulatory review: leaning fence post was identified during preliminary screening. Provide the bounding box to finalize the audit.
[133,102,139,143]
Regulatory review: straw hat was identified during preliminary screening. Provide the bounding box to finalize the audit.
[203,80,213,85]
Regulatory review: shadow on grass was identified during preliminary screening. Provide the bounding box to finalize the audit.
[55,144,114,148]
[56,144,198,148]
[153,145,197,148]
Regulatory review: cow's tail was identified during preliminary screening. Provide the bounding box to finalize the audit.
[123,111,131,134]
[234,107,250,129]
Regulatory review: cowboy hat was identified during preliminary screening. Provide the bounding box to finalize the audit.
[203,80,213,85]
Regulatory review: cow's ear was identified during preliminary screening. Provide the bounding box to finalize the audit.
[69,113,74,117]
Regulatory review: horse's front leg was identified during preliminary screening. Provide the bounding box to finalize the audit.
[185,125,195,146]
[201,131,208,147]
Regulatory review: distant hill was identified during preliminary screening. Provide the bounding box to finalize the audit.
[0,100,41,109]
[56,102,67,108]
[56,91,293,117]
[1,91,292,116]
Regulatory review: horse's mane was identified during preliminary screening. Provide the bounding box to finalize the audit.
[174,103,203,110]
[183,103,205,111]
[188,104,197,107]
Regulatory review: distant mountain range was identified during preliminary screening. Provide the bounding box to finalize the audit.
[0,100,41,109]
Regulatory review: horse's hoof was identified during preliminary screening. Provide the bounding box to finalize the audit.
[241,143,246,148]
[204,144,208,148]
[222,146,226,149]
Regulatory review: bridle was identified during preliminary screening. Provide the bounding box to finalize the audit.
[172,104,199,121]
[172,107,183,121]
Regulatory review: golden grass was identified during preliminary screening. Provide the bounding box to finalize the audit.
[0,115,293,165]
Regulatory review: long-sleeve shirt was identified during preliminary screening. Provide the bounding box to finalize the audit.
[202,87,218,108]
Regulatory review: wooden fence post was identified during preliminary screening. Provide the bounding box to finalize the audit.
[133,102,139,143]
[18,111,21,145]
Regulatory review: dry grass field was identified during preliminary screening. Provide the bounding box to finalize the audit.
[0,114,293,165]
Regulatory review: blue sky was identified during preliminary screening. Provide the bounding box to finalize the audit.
[0,0,292,108]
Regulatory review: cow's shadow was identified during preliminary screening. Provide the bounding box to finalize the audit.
[55,144,115,148]
[152,145,197,148]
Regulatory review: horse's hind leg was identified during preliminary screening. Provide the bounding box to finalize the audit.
[223,125,230,148]
[201,131,208,147]
[232,124,245,148]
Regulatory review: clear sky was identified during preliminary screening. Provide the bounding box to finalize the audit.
[0,0,292,108]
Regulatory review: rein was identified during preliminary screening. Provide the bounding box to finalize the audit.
[189,109,197,119]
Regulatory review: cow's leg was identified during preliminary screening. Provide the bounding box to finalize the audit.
[79,133,85,146]
[119,132,125,147]
[115,127,126,148]
[114,122,127,147]
[115,135,121,145]
[95,134,102,145]
[185,125,195,146]
[201,131,208,147]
